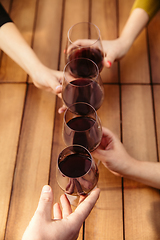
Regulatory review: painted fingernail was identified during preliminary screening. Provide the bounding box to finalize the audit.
[107,61,112,67]
[42,185,51,193]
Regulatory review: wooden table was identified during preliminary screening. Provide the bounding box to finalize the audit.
[0,0,160,239]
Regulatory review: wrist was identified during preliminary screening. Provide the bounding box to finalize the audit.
[121,156,140,179]
[117,34,134,56]
[24,53,44,81]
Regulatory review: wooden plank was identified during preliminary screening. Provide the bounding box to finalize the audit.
[0,0,11,11]
[29,0,63,72]
[153,85,160,159]
[122,85,157,164]
[0,0,37,83]
[148,11,160,83]
[119,0,150,83]
[122,85,160,239]
[5,84,56,240]
[85,85,123,240]
[91,0,119,83]
[60,0,89,71]
[124,188,160,240]
[0,83,26,239]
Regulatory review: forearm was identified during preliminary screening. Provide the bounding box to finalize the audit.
[0,22,42,79]
[119,8,149,50]
[124,158,160,189]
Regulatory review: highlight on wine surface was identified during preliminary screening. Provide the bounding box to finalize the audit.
[65,22,104,72]
[63,102,102,152]
[62,58,104,111]
[56,145,99,196]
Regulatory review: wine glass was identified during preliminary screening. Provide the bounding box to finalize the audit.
[62,58,104,111]
[56,145,99,205]
[65,22,104,72]
[63,102,102,152]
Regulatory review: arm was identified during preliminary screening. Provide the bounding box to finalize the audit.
[22,185,100,240]
[92,127,160,189]
[0,4,62,95]
[103,8,149,67]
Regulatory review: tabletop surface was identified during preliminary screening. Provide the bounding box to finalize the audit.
[0,0,160,239]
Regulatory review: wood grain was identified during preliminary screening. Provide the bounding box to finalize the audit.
[5,85,56,240]
[91,0,119,83]
[85,85,123,240]
[29,0,63,71]
[0,0,160,239]
[148,11,160,83]
[124,188,160,240]
[60,0,89,71]
[122,85,157,163]
[0,83,26,239]
[122,84,160,239]
[153,85,160,160]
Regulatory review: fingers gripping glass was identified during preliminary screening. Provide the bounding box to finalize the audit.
[65,22,104,72]
[56,145,99,205]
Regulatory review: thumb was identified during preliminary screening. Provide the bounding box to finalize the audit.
[36,185,53,221]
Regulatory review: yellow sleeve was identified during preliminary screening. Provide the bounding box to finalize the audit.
[131,0,160,21]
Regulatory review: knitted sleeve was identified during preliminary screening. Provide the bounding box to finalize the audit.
[131,0,160,21]
[0,3,13,27]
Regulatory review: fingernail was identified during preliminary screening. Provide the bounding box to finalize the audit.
[64,49,66,54]
[56,85,61,90]
[58,109,63,114]
[42,185,51,193]
[107,61,112,67]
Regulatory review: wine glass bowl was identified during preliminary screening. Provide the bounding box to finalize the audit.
[62,58,104,111]
[63,102,102,152]
[65,22,104,72]
[56,145,99,197]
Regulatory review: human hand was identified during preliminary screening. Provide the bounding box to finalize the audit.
[31,64,63,97]
[92,127,134,177]
[102,38,131,68]
[65,38,130,69]
[22,185,100,240]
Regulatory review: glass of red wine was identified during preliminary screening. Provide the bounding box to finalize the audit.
[56,145,99,205]
[62,58,104,111]
[63,102,102,152]
[65,22,104,72]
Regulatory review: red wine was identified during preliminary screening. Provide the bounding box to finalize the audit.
[62,78,104,110]
[64,116,102,151]
[67,47,104,73]
[59,153,91,178]
[59,153,99,195]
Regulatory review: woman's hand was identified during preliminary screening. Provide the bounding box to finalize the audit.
[22,185,100,240]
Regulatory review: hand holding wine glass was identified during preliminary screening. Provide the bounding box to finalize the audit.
[65,22,104,72]
[56,145,99,205]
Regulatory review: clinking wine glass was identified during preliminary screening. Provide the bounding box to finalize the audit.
[56,145,99,205]
[63,102,102,152]
[62,58,104,111]
[65,22,104,72]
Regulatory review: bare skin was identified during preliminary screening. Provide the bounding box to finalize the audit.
[22,185,100,240]
[92,128,160,189]
[0,22,63,96]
